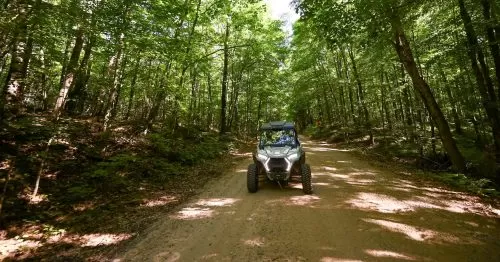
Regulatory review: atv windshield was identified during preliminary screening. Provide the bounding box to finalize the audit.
[260,129,297,147]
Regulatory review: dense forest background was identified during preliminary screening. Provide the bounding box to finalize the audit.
[1,0,500,259]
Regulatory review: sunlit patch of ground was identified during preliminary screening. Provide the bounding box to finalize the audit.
[242,237,265,247]
[170,198,240,220]
[72,201,96,211]
[303,146,343,152]
[200,253,218,260]
[364,249,416,260]
[348,193,415,213]
[347,192,500,217]
[364,218,436,241]
[0,232,133,260]
[320,257,363,262]
[348,171,377,176]
[0,239,42,259]
[313,182,331,186]
[28,194,49,204]
[153,251,181,262]
[171,207,215,220]
[141,196,178,207]
[363,218,476,244]
[266,195,321,207]
[345,179,377,186]
[323,166,338,171]
[230,152,253,157]
[62,233,133,247]
[195,198,240,207]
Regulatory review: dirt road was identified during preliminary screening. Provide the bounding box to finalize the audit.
[119,140,500,261]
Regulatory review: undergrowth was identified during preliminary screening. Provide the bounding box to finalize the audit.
[0,115,243,260]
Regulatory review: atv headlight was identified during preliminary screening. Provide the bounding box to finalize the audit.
[257,153,270,171]
[285,152,300,171]
[257,153,269,161]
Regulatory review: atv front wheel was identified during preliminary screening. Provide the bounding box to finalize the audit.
[247,164,259,193]
[301,164,313,194]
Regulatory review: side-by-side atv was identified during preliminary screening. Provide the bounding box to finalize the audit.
[247,121,313,194]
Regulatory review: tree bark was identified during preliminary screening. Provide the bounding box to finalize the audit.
[481,0,500,94]
[220,21,230,134]
[459,0,500,163]
[1,1,29,119]
[390,11,466,172]
[53,27,84,119]
[125,56,141,120]
[67,36,94,115]
[348,46,373,143]
[103,33,125,131]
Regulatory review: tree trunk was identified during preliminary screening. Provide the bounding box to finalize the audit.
[206,72,213,130]
[440,68,462,134]
[220,22,230,134]
[53,27,84,119]
[390,11,466,172]
[459,0,500,164]
[348,46,373,144]
[125,56,141,120]
[103,33,125,131]
[67,36,94,115]
[481,0,500,94]
[1,2,29,120]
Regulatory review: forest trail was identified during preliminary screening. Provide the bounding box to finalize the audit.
[119,139,500,262]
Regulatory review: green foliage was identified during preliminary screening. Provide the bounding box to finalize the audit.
[147,133,228,166]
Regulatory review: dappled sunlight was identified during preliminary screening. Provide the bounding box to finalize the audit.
[303,146,340,152]
[288,195,321,206]
[200,253,218,260]
[266,195,321,207]
[242,237,265,247]
[364,218,436,241]
[171,207,215,220]
[195,198,240,207]
[230,152,253,157]
[390,180,460,195]
[348,171,377,177]
[322,166,338,171]
[320,257,363,262]
[72,201,95,211]
[347,192,500,217]
[363,219,473,244]
[170,198,240,220]
[348,193,414,213]
[141,196,178,207]
[0,231,132,259]
[364,249,416,260]
[1,239,42,259]
[337,160,352,164]
[74,233,132,247]
[313,182,332,186]
[29,194,48,204]
[46,232,133,247]
[236,169,248,173]
[153,251,181,262]
[390,187,413,193]
[346,179,376,186]
[290,183,304,189]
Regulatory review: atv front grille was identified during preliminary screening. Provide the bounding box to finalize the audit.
[268,158,287,172]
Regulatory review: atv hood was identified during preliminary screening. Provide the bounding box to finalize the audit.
[263,146,292,158]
